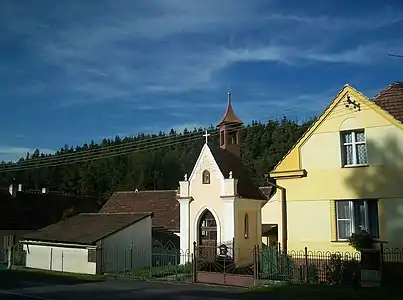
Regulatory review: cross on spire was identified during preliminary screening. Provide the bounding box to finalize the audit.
[203,130,210,144]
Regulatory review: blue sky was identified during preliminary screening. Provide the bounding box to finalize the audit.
[0,0,402,161]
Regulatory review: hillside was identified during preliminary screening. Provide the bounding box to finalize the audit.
[0,117,314,205]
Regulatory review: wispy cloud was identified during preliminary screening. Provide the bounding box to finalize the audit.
[2,0,401,110]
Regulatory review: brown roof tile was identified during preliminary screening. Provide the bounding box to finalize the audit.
[22,212,152,245]
[99,190,179,230]
[373,82,403,122]
[210,148,266,200]
[0,189,98,230]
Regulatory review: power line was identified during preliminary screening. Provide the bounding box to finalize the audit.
[0,129,224,173]
[0,88,382,173]
[7,128,215,168]
[0,102,370,173]
[389,53,403,58]
[0,100,375,173]
[1,104,307,170]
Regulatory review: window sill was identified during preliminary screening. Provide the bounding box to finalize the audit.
[342,164,369,169]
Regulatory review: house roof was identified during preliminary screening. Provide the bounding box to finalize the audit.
[373,82,403,123]
[99,190,179,230]
[209,147,266,200]
[22,212,152,245]
[0,189,99,231]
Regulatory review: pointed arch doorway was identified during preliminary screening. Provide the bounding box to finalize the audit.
[198,209,217,261]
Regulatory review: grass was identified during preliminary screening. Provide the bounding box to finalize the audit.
[120,263,192,280]
[249,284,402,300]
[0,267,106,289]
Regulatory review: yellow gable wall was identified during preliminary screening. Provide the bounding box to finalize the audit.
[268,86,403,252]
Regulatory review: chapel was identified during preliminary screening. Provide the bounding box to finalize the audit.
[177,93,270,265]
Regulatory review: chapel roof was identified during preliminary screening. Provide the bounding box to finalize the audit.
[217,93,243,126]
[209,147,267,200]
[0,188,98,231]
[99,190,180,231]
[22,212,152,245]
[373,82,403,122]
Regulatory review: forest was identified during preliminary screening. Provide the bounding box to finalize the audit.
[0,117,314,205]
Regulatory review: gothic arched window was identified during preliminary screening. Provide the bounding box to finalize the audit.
[202,170,210,184]
[244,213,249,239]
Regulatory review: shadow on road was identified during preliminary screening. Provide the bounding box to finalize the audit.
[0,268,104,290]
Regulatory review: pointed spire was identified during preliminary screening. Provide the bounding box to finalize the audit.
[217,92,243,126]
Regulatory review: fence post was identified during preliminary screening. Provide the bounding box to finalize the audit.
[130,246,133,270]
[50,248,53,271]
[380,243,384,286]
[116,247,119,275]
[276,242,281,278]
[253,245,258,279]
[123,249,126,275]
[192,241,197,283]
[304,247,308,283]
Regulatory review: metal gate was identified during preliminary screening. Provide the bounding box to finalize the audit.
[194,242,257,287]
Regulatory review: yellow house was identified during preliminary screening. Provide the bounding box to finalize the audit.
[262,82,403,252]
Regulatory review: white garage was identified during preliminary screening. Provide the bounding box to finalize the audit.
[20,212,153,275]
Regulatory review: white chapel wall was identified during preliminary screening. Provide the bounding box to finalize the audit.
[188,147,227,248]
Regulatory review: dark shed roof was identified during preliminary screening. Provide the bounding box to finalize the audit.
[22,212,153,245]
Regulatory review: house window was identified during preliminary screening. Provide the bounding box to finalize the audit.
[341,130,368,166]
[336,199,379,240]
[87,249,97,263]
[202,170,210,184]
[244,213,249,239]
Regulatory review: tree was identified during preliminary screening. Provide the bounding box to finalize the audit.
[0,117,312,206]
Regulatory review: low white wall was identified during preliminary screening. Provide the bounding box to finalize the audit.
[23,244,97,275]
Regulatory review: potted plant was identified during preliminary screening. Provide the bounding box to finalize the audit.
[348,229,381,287]
[348,229,375,251]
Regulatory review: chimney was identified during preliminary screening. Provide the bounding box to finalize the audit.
[8,183,17,197]
[18,184,22,192]
[41,187,47,194]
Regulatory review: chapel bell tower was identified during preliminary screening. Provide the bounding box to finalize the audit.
[217,92,243,157]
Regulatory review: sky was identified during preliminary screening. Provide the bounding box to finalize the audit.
[0,0,402,162]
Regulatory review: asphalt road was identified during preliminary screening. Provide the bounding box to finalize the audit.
[0,279,252,300]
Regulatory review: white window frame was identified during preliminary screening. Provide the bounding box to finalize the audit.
[336,200,372,241]
[341,130,368,167]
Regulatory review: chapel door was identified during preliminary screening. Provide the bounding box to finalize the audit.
[198,209,217,261]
